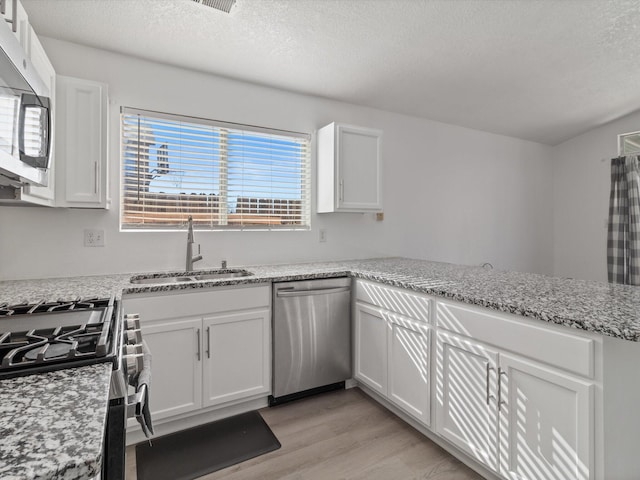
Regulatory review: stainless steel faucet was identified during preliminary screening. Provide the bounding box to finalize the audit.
[186,216,203,271]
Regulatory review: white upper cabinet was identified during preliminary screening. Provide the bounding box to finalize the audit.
[2,0,29,52]
[55,75,109,208]
[317,122,382,213]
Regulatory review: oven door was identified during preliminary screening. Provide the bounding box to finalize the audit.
[103,395,127,480]
[103,337,153,479]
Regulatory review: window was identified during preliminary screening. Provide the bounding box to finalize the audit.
[618,130,640,156]
[121,107,311,230]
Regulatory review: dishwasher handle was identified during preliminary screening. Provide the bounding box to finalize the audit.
[276,286,350,297]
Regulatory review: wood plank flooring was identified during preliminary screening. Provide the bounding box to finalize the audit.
[126,388,484,480]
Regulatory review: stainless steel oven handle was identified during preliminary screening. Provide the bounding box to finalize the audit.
[276,286,350,297]
[127,383,146,418]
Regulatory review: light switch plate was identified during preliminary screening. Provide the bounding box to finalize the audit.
[84,228,105,247]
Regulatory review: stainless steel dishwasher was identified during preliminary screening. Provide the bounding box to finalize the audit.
[270,277,352,405]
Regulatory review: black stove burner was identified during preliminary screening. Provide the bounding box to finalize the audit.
[24,342,73,361]
[0,296,119,379]
[0,298,110,317]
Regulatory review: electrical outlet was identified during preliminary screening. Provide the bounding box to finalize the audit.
[319,228,327,243]
[84,228,105,247]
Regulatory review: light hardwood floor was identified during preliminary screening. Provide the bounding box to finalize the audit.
[126,388,484,480]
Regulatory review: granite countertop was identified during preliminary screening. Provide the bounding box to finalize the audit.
[1,256,640,480]
[1,257,640,341]
[0,363,112,480]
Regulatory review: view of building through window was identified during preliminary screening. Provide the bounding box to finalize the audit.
[121,109,310,230]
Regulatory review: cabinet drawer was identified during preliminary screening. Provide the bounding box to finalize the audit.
[355,280,430,323]
[436,300,595,378]
[123,284,271,321]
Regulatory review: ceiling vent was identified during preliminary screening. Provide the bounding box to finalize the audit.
[192,0,236,14]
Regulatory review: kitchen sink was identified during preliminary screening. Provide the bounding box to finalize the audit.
[192,271,252,280]
[130,276,195,284]
[130,269,253,284]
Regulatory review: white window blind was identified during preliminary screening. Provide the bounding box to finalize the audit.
[619,131,640,156]
[121,108,311,230]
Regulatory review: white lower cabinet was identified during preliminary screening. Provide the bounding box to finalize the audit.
[498,353,592,480]
[354,296,431,426]
[141,317,202,420]
[436,332,500,471]
[388,315,430,424]
[123,285,271,431]
[354,302,387,395]
[436,329,593,480]
[202,310,270,407]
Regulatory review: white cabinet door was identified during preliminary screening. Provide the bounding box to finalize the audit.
[202,308,270,408]
[354,302,388,395]
[436,331,500,472]
[2,0,29,51]
[317,122,382,213]
[499,353,593,480]
[56,75,108,208]
[139,317,202,421]
[388,314,430,426]
[336,124,382,211]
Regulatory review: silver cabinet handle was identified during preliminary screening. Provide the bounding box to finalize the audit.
[196,328,201,361]
[339,179,344,202]
[0,1,6,16]
[4,0,17,33]
[498,367,507,411]
[276,286,350,298]
[485,363,495,405]
[206,326,211,359]
[94,160,99,194]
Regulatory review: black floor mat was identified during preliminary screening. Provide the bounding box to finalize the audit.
[135,410,281,480]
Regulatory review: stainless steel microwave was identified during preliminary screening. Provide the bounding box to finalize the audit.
[0,21,51,187]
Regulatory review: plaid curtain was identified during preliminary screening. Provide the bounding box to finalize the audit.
[607,155,640,285]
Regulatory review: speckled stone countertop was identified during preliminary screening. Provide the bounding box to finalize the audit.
[2,257,639,341]
[0,363,112,480]
[1,257,640,479]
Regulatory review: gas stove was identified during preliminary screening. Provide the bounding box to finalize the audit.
[0,297,120,379]
[0,295,150,479]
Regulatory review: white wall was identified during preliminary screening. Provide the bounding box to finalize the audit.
[0,38,554,280]
[552,109,640,282]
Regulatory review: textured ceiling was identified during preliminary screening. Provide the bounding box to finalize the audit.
[20,0,640,145]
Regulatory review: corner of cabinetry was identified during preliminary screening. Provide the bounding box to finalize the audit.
[316,122,336,213]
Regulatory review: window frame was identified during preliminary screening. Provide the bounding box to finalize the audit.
[119,107,311,232]
[618,130,640,156]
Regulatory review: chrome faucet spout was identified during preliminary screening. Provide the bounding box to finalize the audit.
[186,216,203,271]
